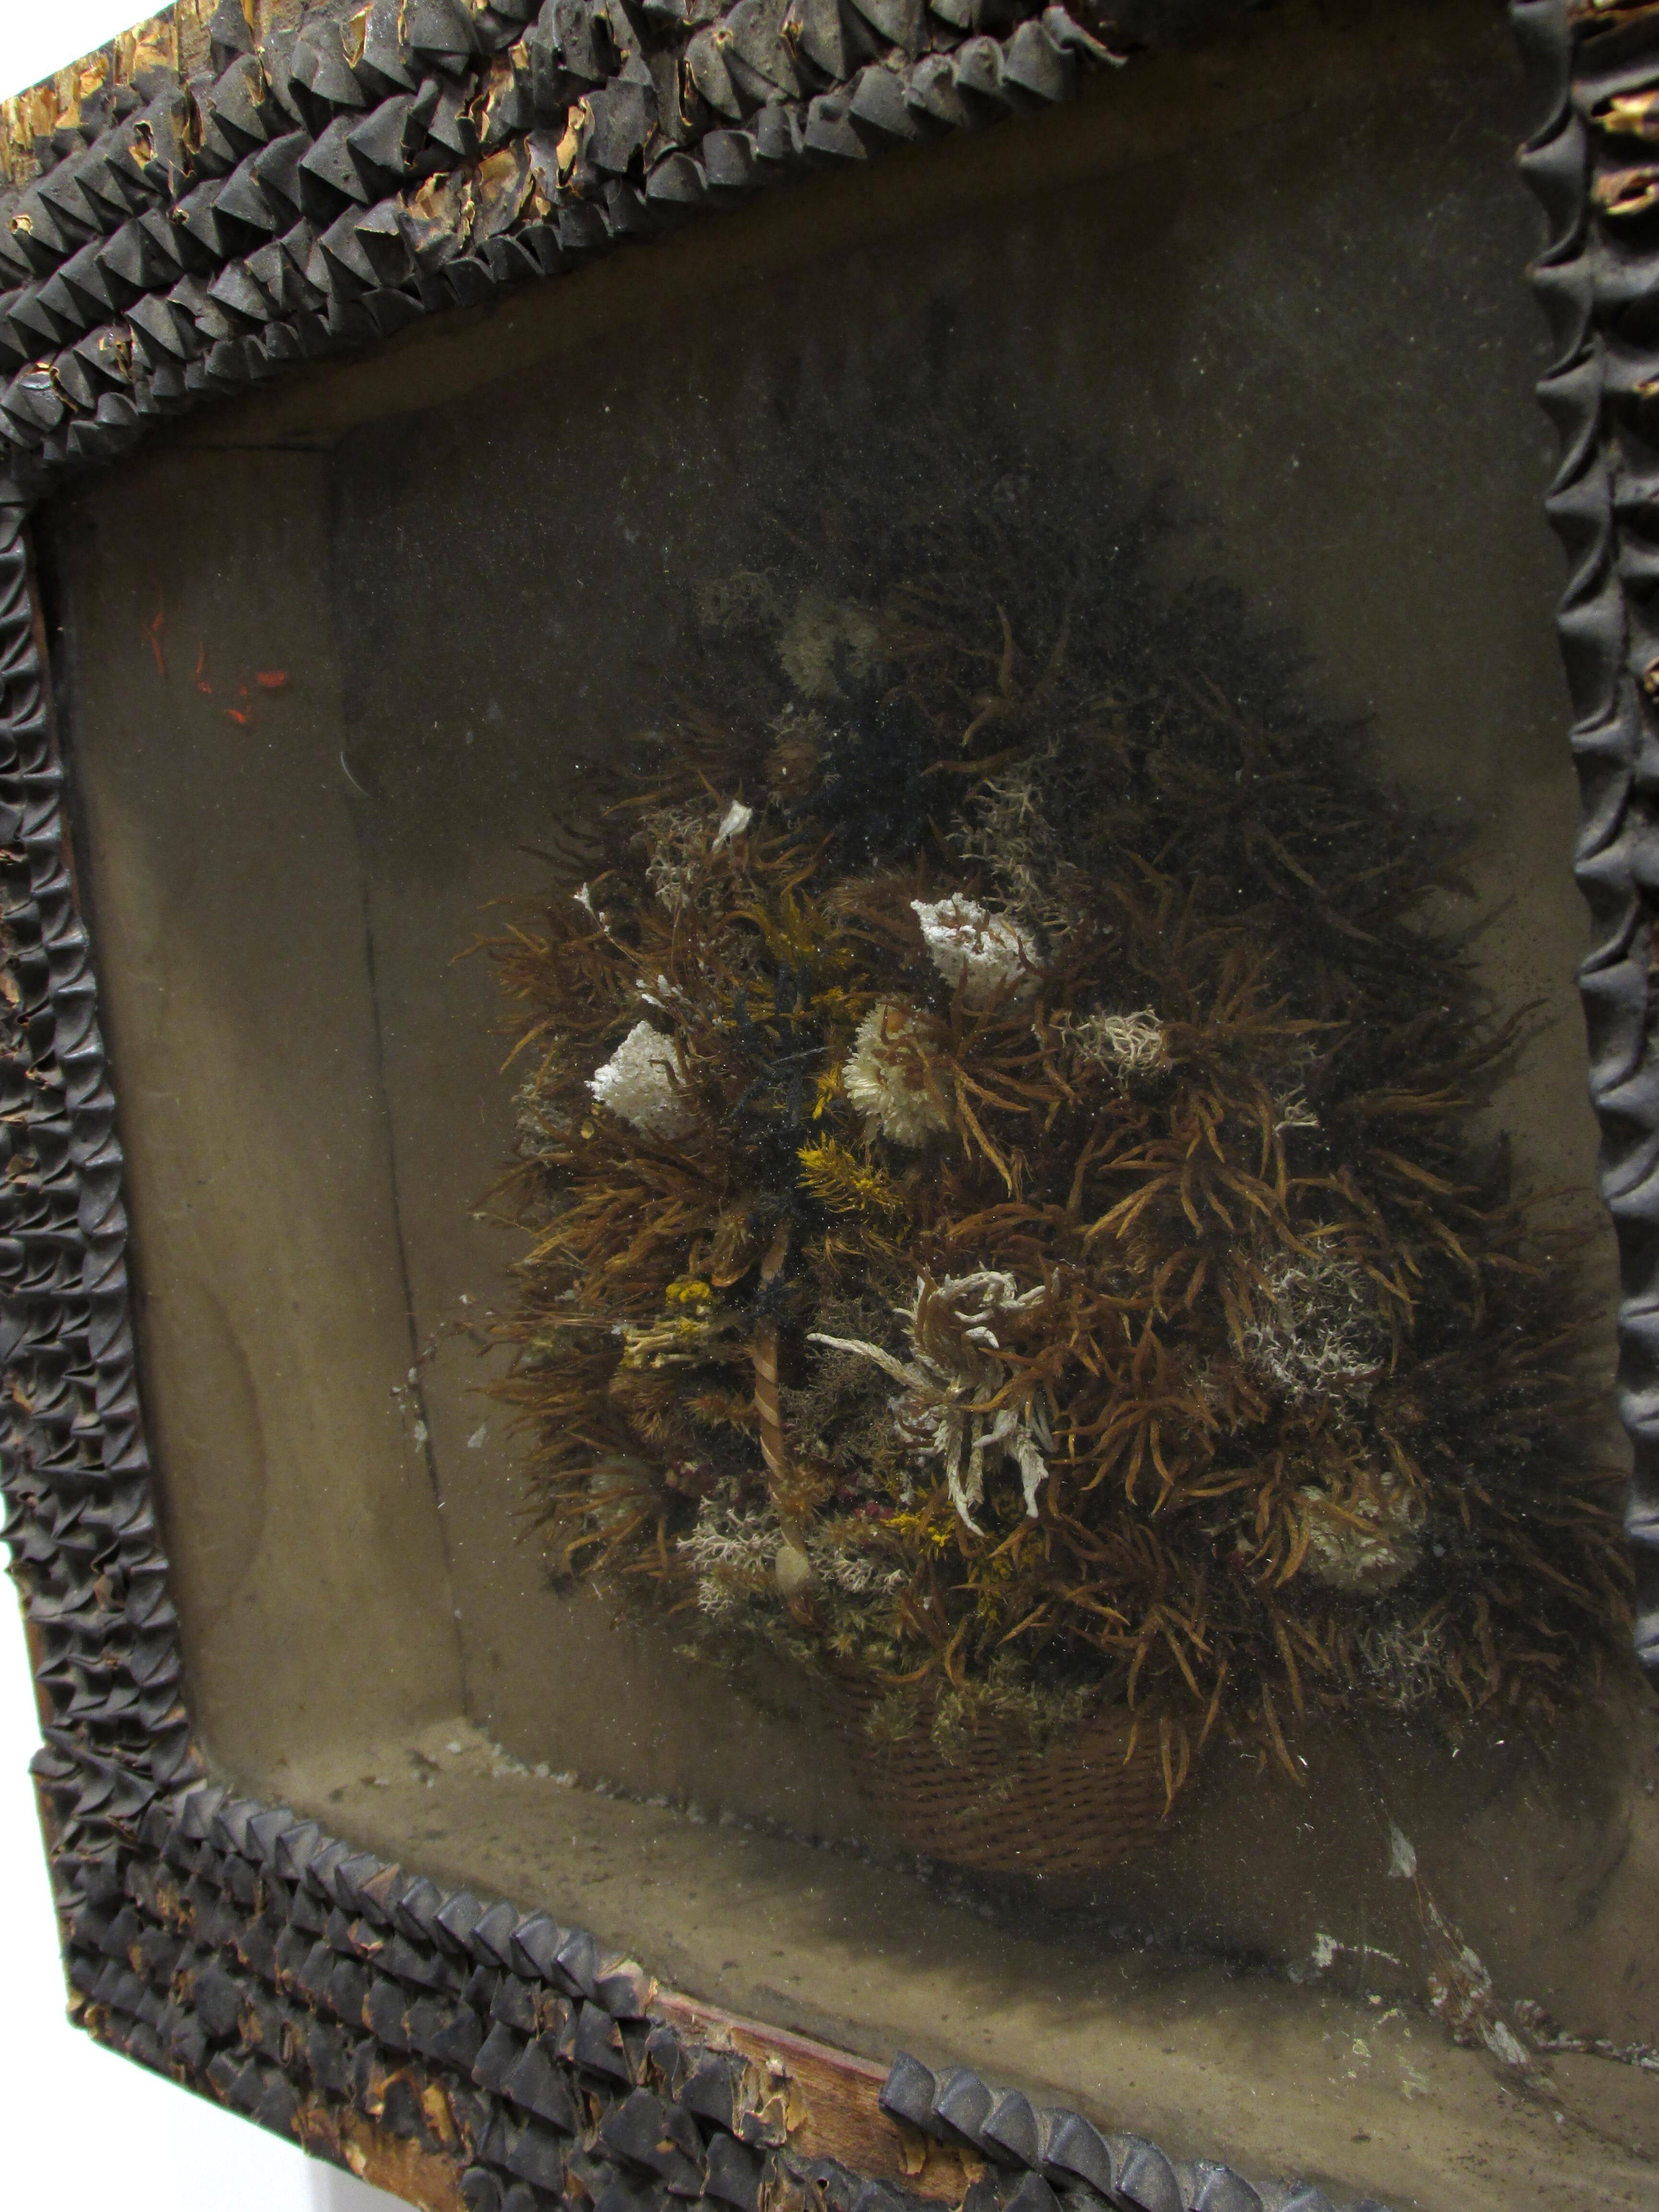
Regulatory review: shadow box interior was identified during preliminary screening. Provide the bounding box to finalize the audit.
[30,2,1659,2207]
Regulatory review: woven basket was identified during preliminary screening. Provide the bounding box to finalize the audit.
[841,1695,1177,1881]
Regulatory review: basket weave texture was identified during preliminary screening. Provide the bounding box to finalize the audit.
[844,1700,1174,1880]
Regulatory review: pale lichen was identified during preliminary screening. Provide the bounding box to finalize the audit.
[637,796,748,914]
[777,591,886,699]
[951,749,1083,941]
[1061,1006,1169,1081]
[677,1491,903,1621]
[1358,1611,1448,1710]
[1243,1250,1386,1405]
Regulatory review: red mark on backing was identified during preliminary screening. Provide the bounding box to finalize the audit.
[144,591,167,678]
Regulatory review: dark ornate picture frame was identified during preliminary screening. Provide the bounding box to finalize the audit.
[0,3,1646,2209]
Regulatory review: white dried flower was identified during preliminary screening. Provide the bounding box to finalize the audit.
[810,1270,1055,1532]
[711,799,753,850]
[1297,1476,1424,1594]
[589,1021,696,1141]
[1065,1007,1169,1079]
[842,1002,950,1147]
[632,972,681,1011]
[911,895,1039,1008]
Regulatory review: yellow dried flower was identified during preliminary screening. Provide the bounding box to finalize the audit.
[796,1138,910,1228]
[881,1511,952,1554]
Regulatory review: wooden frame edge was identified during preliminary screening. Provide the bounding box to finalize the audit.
[0,3,1643,2210]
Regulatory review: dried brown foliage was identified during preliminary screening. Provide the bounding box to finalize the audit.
[482,509,1627,1796]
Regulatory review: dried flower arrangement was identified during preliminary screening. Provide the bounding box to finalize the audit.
[483,454,1628,1863]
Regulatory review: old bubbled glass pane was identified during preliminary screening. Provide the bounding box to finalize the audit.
[37,0,1658,2203]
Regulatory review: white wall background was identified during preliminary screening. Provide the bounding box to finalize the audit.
[0,3,402,2205]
